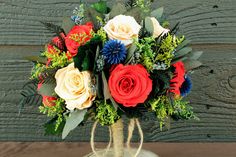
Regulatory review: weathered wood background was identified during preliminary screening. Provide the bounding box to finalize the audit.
[0,0,236,142]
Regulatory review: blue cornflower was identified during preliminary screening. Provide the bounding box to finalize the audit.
[180,75,192,97]
[102,40,127,64]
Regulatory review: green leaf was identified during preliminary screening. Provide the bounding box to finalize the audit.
[125,7,142,23]
[176,39,191,51]
[62,109,87,139]
[74,36,102,71]
[61,17,75,34]
[125,43,137,64]
[187,51,203,60]
[44,116,65,136]
[183,59,202,71]
[91,1,108,14]
[81,53,90,71]
[38,80,56,96]
[150,7,164,20]
[102,71,118,110]
[95,74,103,99]
[102,71,110,100]
[171,57,188,64]
[93,46,100,72]
[174,47,192,59]
[24,56,47,64]
[145,17,155,34]
[83,8,103,30]
[73,50,86,71]
[109,3,127,19]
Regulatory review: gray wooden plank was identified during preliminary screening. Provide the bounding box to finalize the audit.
[0,0,236,45]
[0,44,236,142]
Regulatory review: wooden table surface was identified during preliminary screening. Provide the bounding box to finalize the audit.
[1,142,236,157]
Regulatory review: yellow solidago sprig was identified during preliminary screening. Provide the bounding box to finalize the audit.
[92,25,107,45]
[42,47,72,68]
[149,95,173,129]
[95,100,120,126]
[155,34,185,69]
[31,63,46,79]
[149,95,197,130]
[39,98,66,132]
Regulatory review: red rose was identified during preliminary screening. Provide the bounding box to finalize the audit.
[42,96,57,107]
[65,22,93,57]
[108,64,152,107]
[170,61,185,95]
[37,82,57,107]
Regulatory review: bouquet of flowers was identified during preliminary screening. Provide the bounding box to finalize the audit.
[20,0,202,153]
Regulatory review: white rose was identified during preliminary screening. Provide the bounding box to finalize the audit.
[150,17,169,38]
[104,15,141,46]
[55,63,95,110]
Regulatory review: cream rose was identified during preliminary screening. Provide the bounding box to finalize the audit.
[104,15,141,46]
[55,63,95,110]
[150,17,169,38]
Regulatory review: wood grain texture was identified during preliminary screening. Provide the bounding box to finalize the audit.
[0,45,235,142]
[0,0,236,45]
[1,142,236,157]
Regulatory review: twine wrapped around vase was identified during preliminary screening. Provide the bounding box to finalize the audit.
[90,120,112,157]
[111,119,125,157]
[88,118,144,157]
[126,119,143,157]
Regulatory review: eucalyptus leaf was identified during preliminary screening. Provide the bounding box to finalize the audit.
[83,8,103,30]
[110,97,118,110]
[176,39,191,51]
[93,46,100,72]
[125,7,142,23]
[187,51,203,60]
[95,74,103,99]
[38,80,56,96]
[174,47,192,59]
[62,109,87,139]
[102,71,118,110]
[150,7,164,20]
[125,43,137,64]
[95,46,100,61]
[102,71,110,100]
[171,57,188,64]
[24,56,47,64]
[145,17,155,34]
[183,59,202,71]
[62,17,75,34]
[109,3,127,19]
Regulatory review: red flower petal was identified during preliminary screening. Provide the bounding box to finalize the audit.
[169,61,186,96]
[108,64,152,107]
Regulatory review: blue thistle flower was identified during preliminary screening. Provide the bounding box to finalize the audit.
[180,75,192,97]
[71,15,83,24]
[102,40,127,64]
